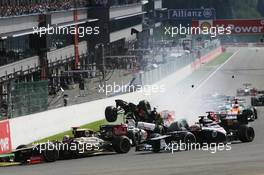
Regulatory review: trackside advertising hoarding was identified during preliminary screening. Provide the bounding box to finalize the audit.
[192,19,264,34]
[168,8,216,20]
[0,120,12,154]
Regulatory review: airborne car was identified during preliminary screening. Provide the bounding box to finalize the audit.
[105,99,196,153]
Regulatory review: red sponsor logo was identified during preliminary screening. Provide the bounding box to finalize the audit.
[0,120,12,154]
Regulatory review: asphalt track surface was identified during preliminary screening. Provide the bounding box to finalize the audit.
[2,47,264,175]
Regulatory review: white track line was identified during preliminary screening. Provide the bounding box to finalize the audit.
[188,49,241,97]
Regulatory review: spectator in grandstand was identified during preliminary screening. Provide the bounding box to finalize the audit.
[0,0,90,17]
[0,0,144,17]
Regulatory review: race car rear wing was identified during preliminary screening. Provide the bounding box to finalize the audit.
[217,113,252,125]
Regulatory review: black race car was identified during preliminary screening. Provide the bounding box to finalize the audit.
[189,116,227,144]
[251,94,264,106]
[13,126,131,164]
[217,113,255,142]
[192,112,255,143]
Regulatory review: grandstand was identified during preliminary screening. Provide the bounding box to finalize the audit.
[0,0,166,119]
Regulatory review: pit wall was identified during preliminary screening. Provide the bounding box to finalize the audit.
[8,46,223,149]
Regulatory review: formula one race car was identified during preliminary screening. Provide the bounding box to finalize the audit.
[13,126,131,164]
[105,99,196,153]
[192,112,255,143]
[217,113,255,142]
[251,94,264,106]
[216,97,258,121]
[236,83,261,96]
[189,115,227,144]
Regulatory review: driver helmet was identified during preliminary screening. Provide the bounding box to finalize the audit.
[233,104,239,108]
[207,112,217,122]
[231,104,240,114]
[63,135,70,142]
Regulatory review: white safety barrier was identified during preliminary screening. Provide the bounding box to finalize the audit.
[9,92,150,149]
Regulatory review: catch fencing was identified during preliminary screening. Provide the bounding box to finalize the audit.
[9,80,49,118]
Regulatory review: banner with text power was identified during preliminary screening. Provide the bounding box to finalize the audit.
[192,19,264,34]
[0,120,12,154]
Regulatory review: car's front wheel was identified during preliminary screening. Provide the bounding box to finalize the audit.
[42,143,59,162]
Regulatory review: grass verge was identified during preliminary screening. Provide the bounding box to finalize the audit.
[0,162,21,167]
[175,52,234,90]
[206,52,233,67]
[36,119,107,143]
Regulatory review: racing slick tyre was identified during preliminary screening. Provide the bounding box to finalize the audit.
[238,125,255,142]
[14,145,27,163]
[42,143,59,162]
[242,109,254,121]
[183,133,196,150]
[127,130,138,147]
[251,98,258,106]
[105,106,118,122]
[152,140,161,153]
[16,145,27,149]
[112,136,131,154]
[253,108,258,120]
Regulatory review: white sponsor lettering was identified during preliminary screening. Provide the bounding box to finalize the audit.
[0,137,10,152]
[229,24,263,33]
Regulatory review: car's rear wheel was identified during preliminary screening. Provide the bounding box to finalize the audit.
[112,136,131,153]
[14,145,27,163]
[183,133,196,150]
[238,125,255,142]
[253,108,258,119]
[152,140,161,153]
[251,98,258,106]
